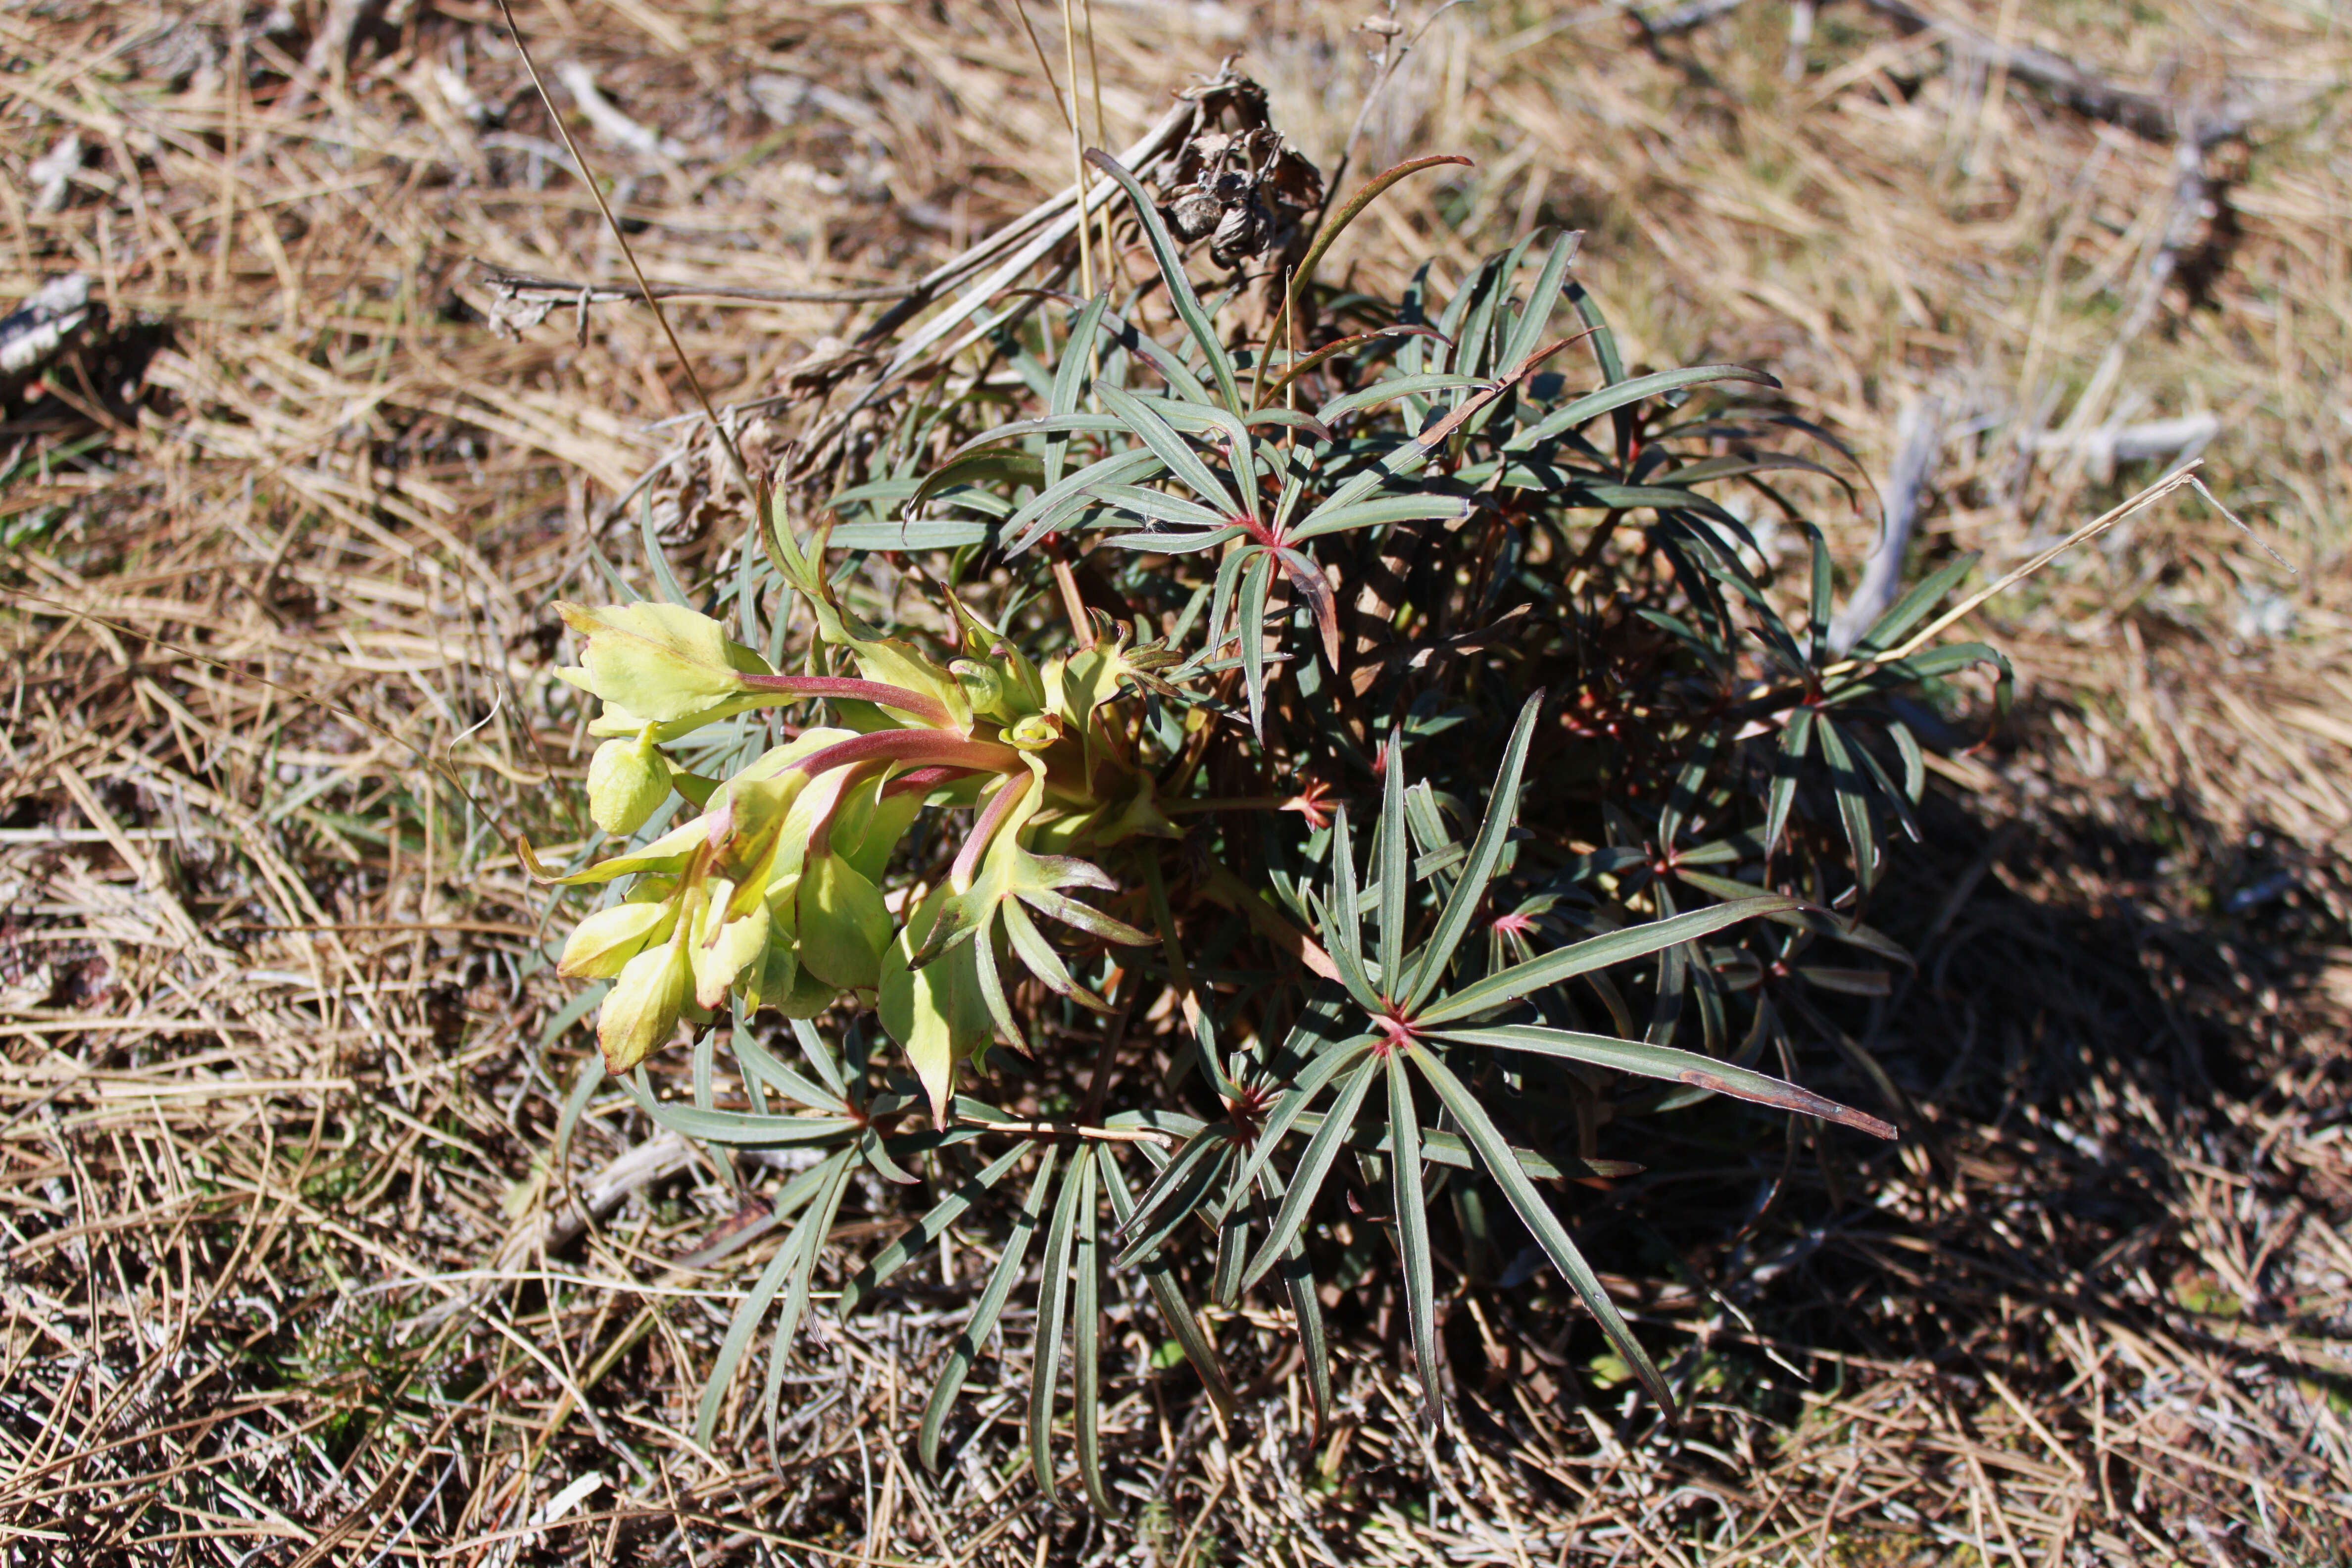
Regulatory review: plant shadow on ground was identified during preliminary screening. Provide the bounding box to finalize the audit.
[1542,722,2352,1566]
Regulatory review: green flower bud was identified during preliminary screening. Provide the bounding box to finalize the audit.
[587,727,674,836]
[557,898,676,980]
[951,658,1018,725]
[598,926,691,1073]
[687,879,770,1010]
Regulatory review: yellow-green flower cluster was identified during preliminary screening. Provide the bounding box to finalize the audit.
[533,596,1176,1120]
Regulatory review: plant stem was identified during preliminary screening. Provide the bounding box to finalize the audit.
[951,769,1034,890]
[1162,796,1296,815]
[738,674,957,729]
[1076,964,1134,1126]
[966,1117,1174,1147]
[792,730,1022,782]
[881,764,982,799]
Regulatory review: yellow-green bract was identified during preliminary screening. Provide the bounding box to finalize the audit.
[536,595,1168,1114]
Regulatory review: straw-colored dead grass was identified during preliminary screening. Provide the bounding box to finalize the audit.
[3,0,2349,1562]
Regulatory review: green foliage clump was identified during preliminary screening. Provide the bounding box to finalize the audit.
[527,146,2006,1506]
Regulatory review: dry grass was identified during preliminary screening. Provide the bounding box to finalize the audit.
[3,0,2349,1562]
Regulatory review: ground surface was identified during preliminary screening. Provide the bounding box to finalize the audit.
[3,1,2350,1563]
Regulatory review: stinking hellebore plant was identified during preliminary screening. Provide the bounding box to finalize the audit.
[519,94,2009,1509]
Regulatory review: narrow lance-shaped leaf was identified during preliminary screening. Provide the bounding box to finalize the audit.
[1212,1205,1250,1309]
[1001,899,1105,1009]
[1088,483,1233,533]
[759,1155,856,1447]
[1402,781,1459,866]
[727,1021,846,1115]
[1291,1109,1645,1182]
[1890,719,1926,805]
[1238,1057,1379,1295]
[625,1070,856,1148]
[1045,293,1111,490]
[1407,1042,1674,1411]
[1097,383,1241,518]
[1506,365,1779,453]
[1337,336,1588,516]
[1164,398,1268,513]
[1028,1145,1091,1497]
[1406,693,1542,1010]
[1430,1023,1895,1138]
[1847,723,1923,843]
[1432,248,1486,374]
[1320,808,1382,1014]
[1647,450,1858,495]
[1454,236,1531,381]
[1204,542,1250,663]
[1287,492,1470,543]
[837,1140,1032,1314]
[1254,1161,1334,1430]
[1003,447,1168,556]
[1563,276,1624,385]
[970,919,1022,1049]
[1115,1134,1233,1270]
[1806,523,1834,663]
[1376,730,1410,991]
[1813,716,1879,894]
[1765,706,1817,853]
[920,1143,1058,1471]
[1850,552,1978,657]
[1859,641,2010,686]
[691,1148,853,1446]
[1222,1034,1379,1213]
[1499,228,1583,375]
[1671,867,1912,966]
[1315,373,1485,424]
[639,491,692,608]
[1085,150,1245,417]
[934,411,1127,468]
[1238,548,1276,735]
[1071,1150,1113,1513]
[1656,727,1719,852]
[896,451,1044,526]
[1101,1152,1237,1414]
[1103,523,1243,555]
[857,487,1014,531]
[1388,1050,1441,1425]
[1417,896,1800,1026]
[792,1017,848,1099]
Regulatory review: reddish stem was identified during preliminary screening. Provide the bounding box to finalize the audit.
[738,674,956,729]
[793,729,1022,781]
[951,770,1034,890]
[881,765,981,799]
